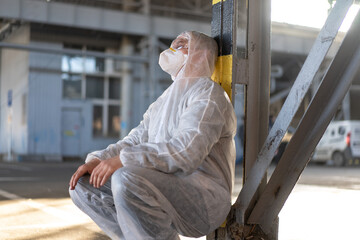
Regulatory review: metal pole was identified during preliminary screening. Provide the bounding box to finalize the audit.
[243,0,271,181]
[207,0,237,238]
[211,0,236,101]
[241,0,271,223]
[342,92,351,120]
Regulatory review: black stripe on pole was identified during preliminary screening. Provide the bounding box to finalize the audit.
[211,0,234,56]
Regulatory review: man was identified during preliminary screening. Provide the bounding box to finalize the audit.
[69,31,236,239]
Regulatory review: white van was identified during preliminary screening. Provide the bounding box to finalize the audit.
[312,120,360,166]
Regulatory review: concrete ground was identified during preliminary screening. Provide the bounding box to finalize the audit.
[0,161,360,240]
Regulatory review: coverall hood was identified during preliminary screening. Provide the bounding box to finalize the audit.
[172,31,218,80]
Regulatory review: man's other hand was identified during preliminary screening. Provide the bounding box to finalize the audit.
[69,158,100,190]
[90,156,123,188]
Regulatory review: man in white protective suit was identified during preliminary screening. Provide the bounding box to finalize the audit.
[69,31,237,240]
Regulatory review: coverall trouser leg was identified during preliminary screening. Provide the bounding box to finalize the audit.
[69,174,124,239]
[70,166,229,239]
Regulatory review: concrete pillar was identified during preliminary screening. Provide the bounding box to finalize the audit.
[120,36,134,139]
[142,0,159,103]
[141,0,150,15]
[139,38,149,116]
[148,29,159,102]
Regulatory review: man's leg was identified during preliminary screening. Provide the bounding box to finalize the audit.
[69,175,123,240]
[111,167,179,240]
[111,166,229,239]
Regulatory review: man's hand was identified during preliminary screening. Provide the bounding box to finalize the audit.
[69,158,101,190]
[90,156,123,188]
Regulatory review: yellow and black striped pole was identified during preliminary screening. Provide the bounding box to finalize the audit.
[211,0,237,102]
[207,1,238,239]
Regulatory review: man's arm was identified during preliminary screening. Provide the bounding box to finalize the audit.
[119,95,232,174]
[69,118,148,189]
[85,104,153,163]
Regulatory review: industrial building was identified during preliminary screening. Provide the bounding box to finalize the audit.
[0,0,360,239]
[0,0,357,161]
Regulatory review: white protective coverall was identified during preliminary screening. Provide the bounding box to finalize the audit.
[69,31,237,240]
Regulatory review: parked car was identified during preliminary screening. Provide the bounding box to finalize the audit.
[312,120,360,166]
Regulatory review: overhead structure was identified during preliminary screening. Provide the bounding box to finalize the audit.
[208,0,359,239]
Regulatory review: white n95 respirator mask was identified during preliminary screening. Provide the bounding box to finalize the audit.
[159,48,187,80]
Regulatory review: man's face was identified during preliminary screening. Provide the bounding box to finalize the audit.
[171,36,189,55]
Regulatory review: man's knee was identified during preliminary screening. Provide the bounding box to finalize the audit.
[111,166,148,199]
[71,175,91,191]
[111,167,129,195]
[69,175,91,204]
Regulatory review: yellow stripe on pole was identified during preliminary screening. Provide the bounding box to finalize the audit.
[212,0,227,5]
[211,54,233,100]
[220,219,227,228]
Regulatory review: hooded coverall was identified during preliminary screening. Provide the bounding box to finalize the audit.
[69,31,237,240]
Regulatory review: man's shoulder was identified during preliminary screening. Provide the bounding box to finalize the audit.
[189,77,220,91]
[193,78,228,99]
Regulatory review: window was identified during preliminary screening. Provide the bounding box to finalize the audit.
[62,45,105,73]
[331,130,335,136]
[84,57,105,73]
[62,55,83,72]
[62,44,106,99]
[86,76,104,99]
[108,106,121,137]
[62,73,82,99]
[89,77,122,138]
[93,106,103,137]
[85,46,105,73]
[62,43,122,138]
[90,77,122,138]
[109,78,121,99]
[62,44,83,73]
[338,126,346,135]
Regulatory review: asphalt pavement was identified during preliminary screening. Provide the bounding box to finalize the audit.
[0,160,110,240]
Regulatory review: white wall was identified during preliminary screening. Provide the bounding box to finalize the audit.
[0,25,30,155]
[27,41,62,158]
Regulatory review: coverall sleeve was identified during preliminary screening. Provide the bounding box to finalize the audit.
[120,97,227,175]
[85,109,151,163]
